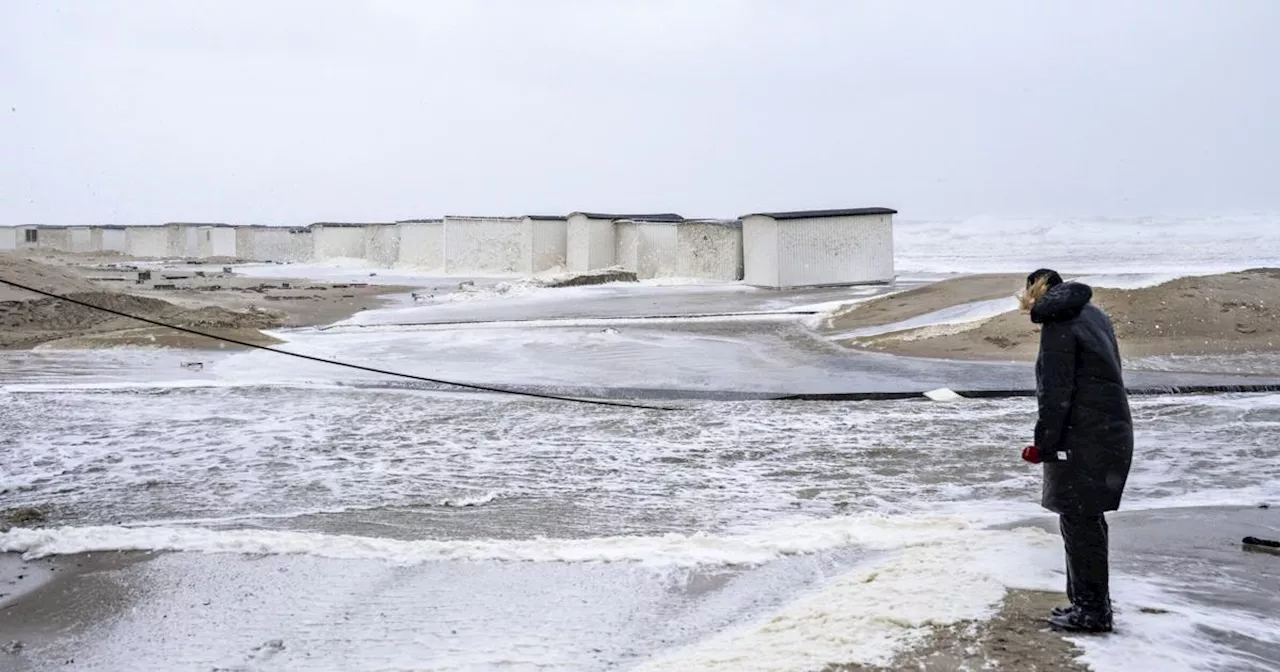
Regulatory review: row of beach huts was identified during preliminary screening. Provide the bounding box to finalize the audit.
[0,208,896,288]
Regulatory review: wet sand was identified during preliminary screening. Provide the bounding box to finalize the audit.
[119,270,417,329]
[33,326,287,349]
[1,552,152,671]
[0,253,415,349]
[826,505,1280,671]
[0,552,59,611]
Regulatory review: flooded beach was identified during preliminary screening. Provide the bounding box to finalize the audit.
[4,235,1280,669]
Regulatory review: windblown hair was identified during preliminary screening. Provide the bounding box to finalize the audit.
[1019,276,1053,312]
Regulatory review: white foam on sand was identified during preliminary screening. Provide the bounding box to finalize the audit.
[636,527,1062,671]
[0,515,1065,670]
[632,515,1280,672]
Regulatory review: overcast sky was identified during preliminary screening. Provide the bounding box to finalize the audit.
[2,0,1277,225]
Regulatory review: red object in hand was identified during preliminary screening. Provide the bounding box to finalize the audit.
[1022,445,1042,464]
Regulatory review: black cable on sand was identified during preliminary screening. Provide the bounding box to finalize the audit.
[342,381,1280,402]
[774,384,1280,401]
[0,277,680,412]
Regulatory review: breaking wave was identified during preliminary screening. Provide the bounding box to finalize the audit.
[1,513,1024,567]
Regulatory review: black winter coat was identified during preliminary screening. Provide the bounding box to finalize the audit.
[1032,282,1134,515]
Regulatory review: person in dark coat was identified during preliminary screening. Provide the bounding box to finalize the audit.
[1019,268,1133,633]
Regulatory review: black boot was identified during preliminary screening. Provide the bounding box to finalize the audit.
[1048,606,1113,633]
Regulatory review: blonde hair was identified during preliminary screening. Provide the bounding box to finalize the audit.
[1019,276,1052,312]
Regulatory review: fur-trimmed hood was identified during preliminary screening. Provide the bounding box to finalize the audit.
[1030,282,1093,324]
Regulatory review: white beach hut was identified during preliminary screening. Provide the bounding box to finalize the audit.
[236,226,312,262]
[522,215,568,275]
[0,227,16,251]
[396,219,444,270]
[614,220,675,279]
[67,226,98,253]
[14,225,37,250]
[15,225,72,252]
[439,215,568,276]
[740,208,896,288]
[566,212,683,273]
[310,223,371,261]
[364,223,401,267]
[441,216,525,274]
[124,226,170,258]
[11,225,33,251]
[613,218,743,281]
[94,226,129,254]
[196,224,238,259]
[163,223,207,258]
[680,219,743,281]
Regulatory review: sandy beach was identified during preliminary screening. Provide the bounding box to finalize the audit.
[0,252,415,350]
[825,269,1280,366]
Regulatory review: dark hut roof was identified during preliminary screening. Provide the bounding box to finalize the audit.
[569,212,684,222]
[741,208,897,220]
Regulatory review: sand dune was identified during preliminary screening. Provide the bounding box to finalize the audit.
[0,254,407,349]
[823,274,1024,334]
[836,269,1280,362]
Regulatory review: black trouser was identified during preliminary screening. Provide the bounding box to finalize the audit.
[1060,513,1111,614]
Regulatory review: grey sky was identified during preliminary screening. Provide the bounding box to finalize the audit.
[3,0,1277,225]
